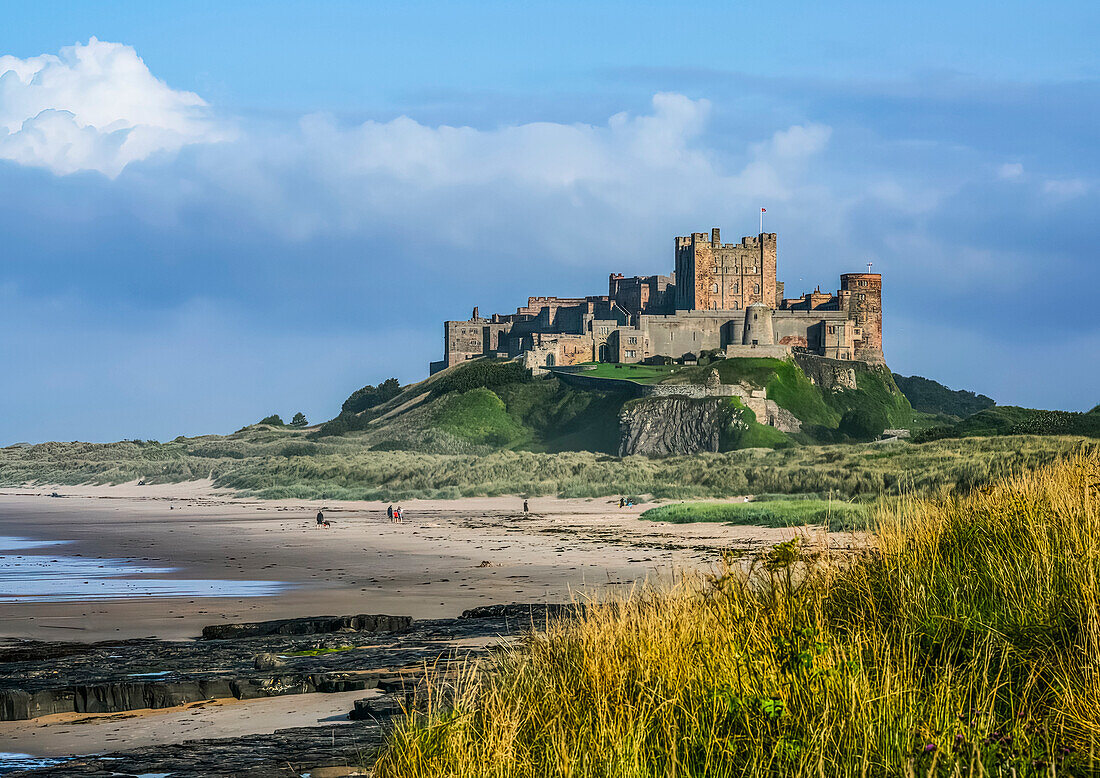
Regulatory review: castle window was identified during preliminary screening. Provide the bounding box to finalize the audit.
[732,283,739,293]
[859,280,868,286]
[753,283,760,294]
[625,350,637,358]
[711,283,719,294]
[858,293,866,300]
[828,326,836,334]
[712,265,719,274]
[628,336,637,345]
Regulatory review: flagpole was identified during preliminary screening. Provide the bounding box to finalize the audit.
[759,208,763,235]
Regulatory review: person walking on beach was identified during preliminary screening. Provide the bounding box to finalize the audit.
[523,499,529,515]
[619,496,625,509]
[387,504,393,522]
[316,510,325,527]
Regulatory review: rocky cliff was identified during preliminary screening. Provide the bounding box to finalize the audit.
[618,397,735,456]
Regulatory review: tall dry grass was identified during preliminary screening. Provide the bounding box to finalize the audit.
[375,453,1100,776]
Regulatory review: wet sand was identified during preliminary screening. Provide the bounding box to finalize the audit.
[0,481,858,759]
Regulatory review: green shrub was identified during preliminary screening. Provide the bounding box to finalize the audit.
[342,378,402,415]
[839,406,888,440]
[259,414,284,426]
[429,360,529,397]
[279,441,318,458]
[290,412,308,427]
[892,373,995,417]
[434,389,530,448]
[915,406,1100,442]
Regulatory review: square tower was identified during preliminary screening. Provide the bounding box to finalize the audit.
[674,228,778,311]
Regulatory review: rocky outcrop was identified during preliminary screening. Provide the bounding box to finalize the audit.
[201,613,411,640]
[794,353,859,391]
[459,603,578,621]
[8,718,394,777]
[0,608,547,721]
[619,397,731,456]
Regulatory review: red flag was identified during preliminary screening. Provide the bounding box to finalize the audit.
[761,208,766,213]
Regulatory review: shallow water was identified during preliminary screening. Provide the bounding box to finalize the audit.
[0,753,70,774]
[0,536,288,603]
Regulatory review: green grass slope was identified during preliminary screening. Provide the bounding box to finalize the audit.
[662,356,911,439]
[640,496,870,531]
[892,373,995,418]
[916,405,1100,442]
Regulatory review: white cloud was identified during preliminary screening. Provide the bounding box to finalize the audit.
[0,38,229,176]
[0,41,839,251]
[167,93,834,254]
[997,162,1024,180]
[1042,177,1089,201]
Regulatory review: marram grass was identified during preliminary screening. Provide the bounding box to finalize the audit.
[375,453,1100,776]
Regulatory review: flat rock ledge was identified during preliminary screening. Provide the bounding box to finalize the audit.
[0,604,565,722]
[7,715,395,777]
[201,613,412,640]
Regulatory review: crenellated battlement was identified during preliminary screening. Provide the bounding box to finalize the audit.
[431,225,884,373]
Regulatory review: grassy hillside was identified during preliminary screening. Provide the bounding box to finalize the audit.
[916,404,1100,442]
[893,373,996,418]
[662,356,912,438]
[376,451,1100,776]
[314,356,913,455]
[2,428,1093,502]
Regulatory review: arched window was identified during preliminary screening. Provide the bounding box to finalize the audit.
[711,283,719,294]
[753,283,761,294]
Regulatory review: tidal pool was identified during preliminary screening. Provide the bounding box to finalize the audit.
[0,536,288,603]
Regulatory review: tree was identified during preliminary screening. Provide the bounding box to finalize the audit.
[290,412,308,427]
[341,378,402,415]
[839,407,888,441]
[259,414,284,426]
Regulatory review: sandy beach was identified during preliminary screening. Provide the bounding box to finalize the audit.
[0,481,857,762]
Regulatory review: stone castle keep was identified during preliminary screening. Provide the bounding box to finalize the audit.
[430,228,883,374]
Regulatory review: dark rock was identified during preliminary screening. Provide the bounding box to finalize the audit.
[0,607,537,721]
[459,602,577,621]
[253,652,286,670]
[201,613,411,640]
[7,720,389,776]
[348,693,404,721]
[618,396,730,456]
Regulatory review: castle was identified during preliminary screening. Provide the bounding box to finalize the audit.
[430,228,883,374]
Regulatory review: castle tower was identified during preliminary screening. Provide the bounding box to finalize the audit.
[674,228,778,311]
[839,273,884,364]
[742,302,775,346]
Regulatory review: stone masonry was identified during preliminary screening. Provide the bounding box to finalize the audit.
[430,226,885,374]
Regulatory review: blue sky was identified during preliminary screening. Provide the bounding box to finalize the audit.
[1,1,1098,443]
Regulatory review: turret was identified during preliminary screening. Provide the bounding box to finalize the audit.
[742,302,775,346]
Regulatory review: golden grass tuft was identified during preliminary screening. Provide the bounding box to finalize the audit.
[376,453,1100,776]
